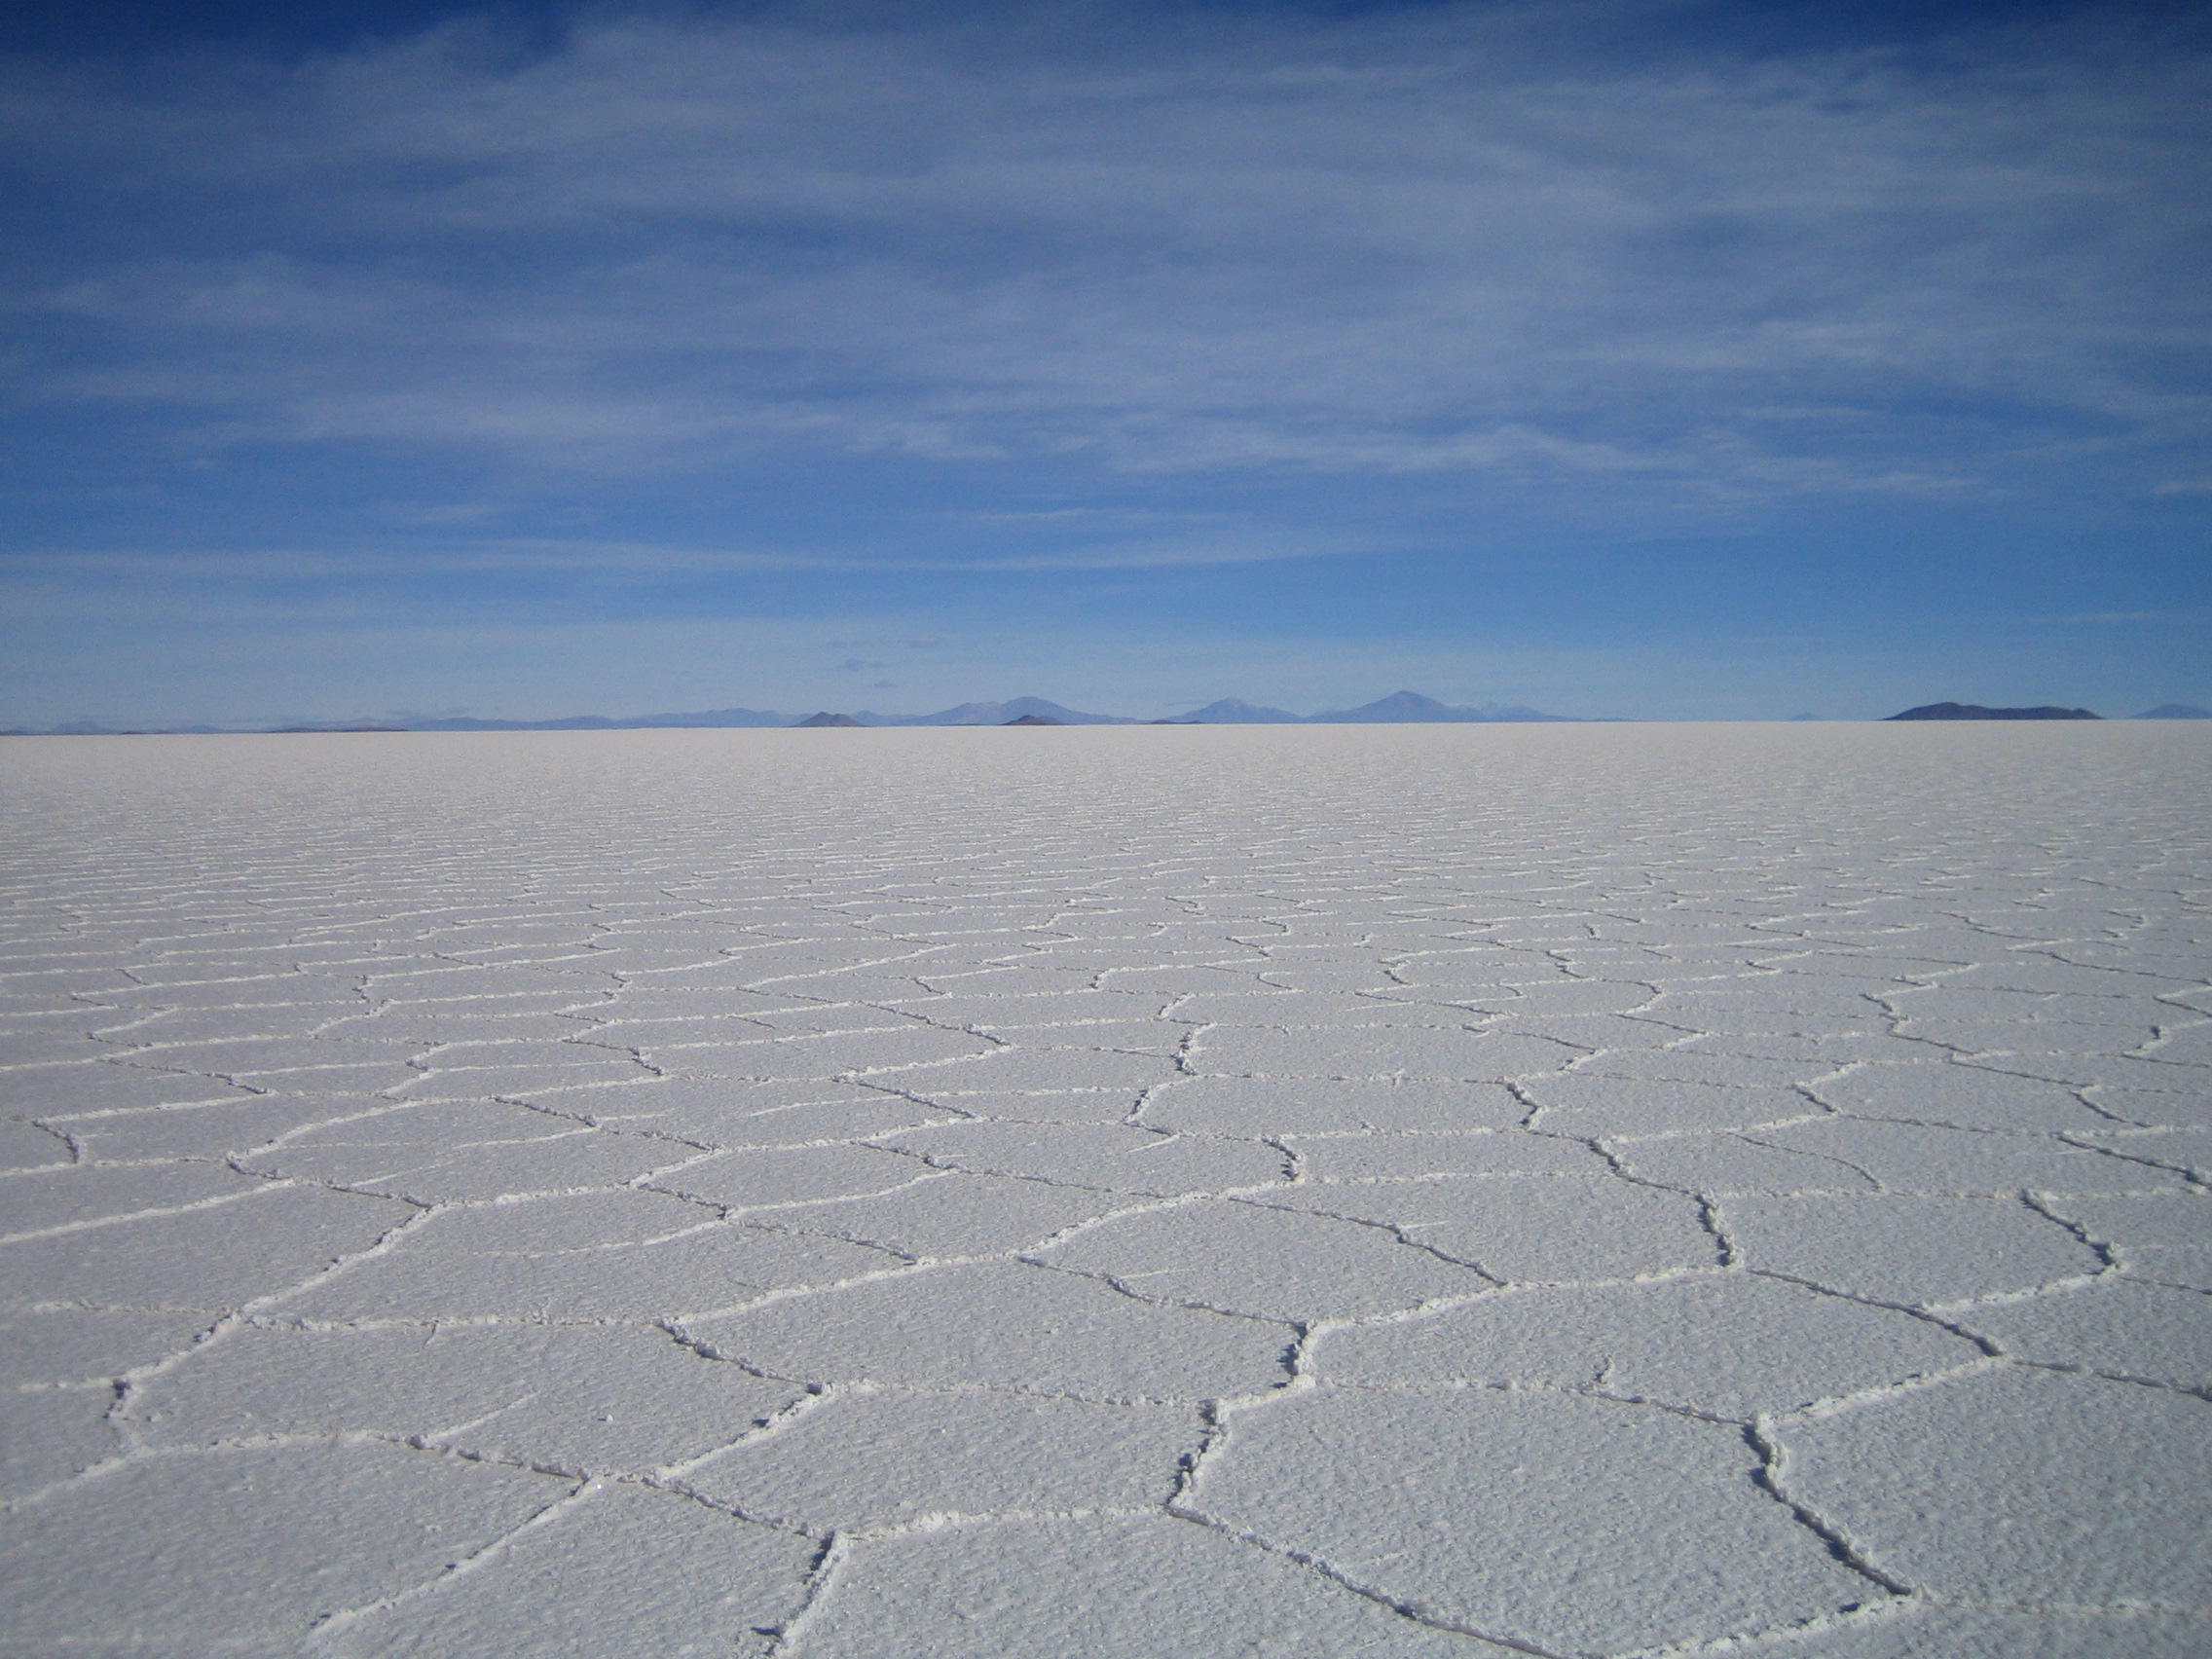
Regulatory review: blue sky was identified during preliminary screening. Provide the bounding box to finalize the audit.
[3,0,2207,723]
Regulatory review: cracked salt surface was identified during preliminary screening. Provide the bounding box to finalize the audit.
[0,722,2207,1657]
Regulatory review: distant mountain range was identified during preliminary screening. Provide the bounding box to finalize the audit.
[861,696,1136,726]
[1167,697,1306,724]
[15,690,2210,735]
[863,691,1580,725]
[356,707,793,731]
[365,695,1145,729]
[5,689,1588,733]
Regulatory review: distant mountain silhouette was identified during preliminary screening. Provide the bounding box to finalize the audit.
[1306,690,1575,723]
[13,688,1602,735]
[401,707,789,730]
[9,720,229,735]
[886,696,1135,726]
[1888,703,2101,720]
[1170,697,1304,723]
[2134,704,2212,719]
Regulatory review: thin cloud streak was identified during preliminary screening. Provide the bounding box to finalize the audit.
[0,532,1333,584]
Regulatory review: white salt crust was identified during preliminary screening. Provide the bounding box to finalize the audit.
[0,721,2207,1656]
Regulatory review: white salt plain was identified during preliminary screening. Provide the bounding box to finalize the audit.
[1,721,2208,1657]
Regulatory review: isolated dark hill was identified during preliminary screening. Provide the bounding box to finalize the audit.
[1172,697,1304,723]
[895,696,1134,726]
[1307,690,1575,723]
[793,712,864,727]
[1888,703,2101,720]
[1002,714,1064,725]
[2134,704,2212,719]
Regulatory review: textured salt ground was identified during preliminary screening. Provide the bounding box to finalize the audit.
[0,722,2208,1658]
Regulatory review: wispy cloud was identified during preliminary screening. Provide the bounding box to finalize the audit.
[7,4,2206,516]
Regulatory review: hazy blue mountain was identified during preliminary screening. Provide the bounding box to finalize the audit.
[1172,697,1305,723]
[1887,703,2101,720]
[621,708,792,727]
[1467,703,1577,722]
[367,716,607,730]
[1306,690,1575,723]
[2133,704,2212,719]
[5,690,1621,735]
[399,707,788,730]
[1308,690,1465,722]
[8,721,240,735]
[890,696,1136,726]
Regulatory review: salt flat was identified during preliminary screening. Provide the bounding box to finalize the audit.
[2,721,2208,1658]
